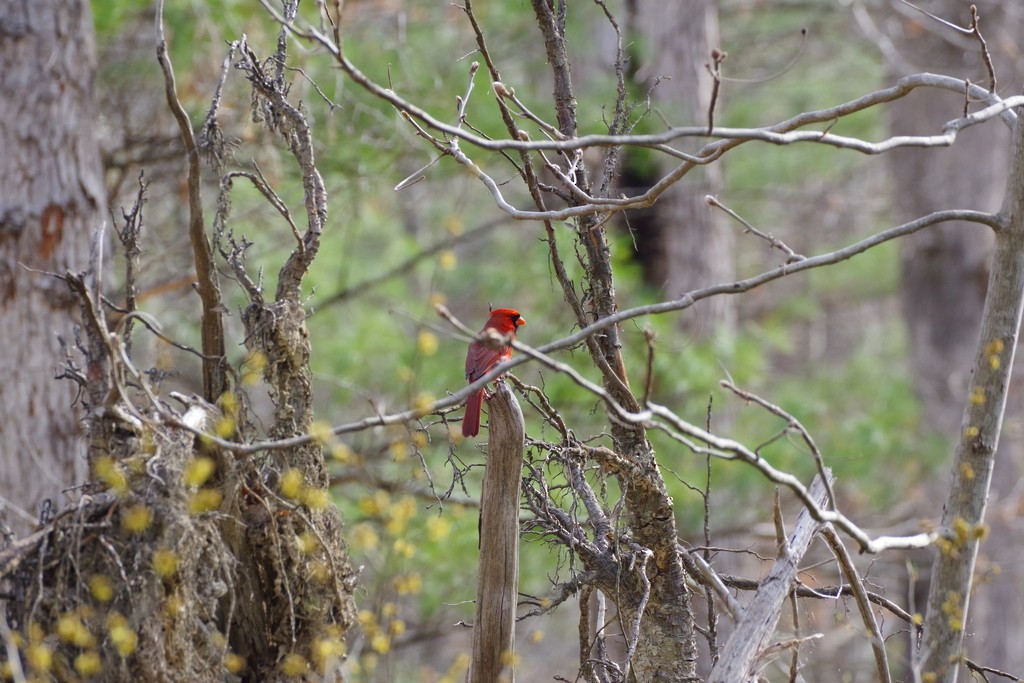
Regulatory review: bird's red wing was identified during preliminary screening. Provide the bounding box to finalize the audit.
[465,341,504,382]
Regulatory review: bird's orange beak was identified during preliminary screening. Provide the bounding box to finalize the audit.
[518,317,526,326]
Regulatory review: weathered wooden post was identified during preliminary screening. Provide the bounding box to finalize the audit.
[468,382,525,683]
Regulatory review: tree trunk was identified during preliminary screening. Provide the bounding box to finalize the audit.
[884,2,1024,675]
[624,0,734,333]
[529,1,699,677]
[920,109,1024,682]
[0,0,104,532]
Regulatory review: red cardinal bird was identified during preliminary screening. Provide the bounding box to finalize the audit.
[462,307,526,437]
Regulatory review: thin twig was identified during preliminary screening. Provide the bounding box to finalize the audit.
[641,327,656,405]
[969,4,996,93]
[156,0,227,402]
[787,589,800,683]
[721,380,836,509]
[964,659,1022,682]
[822,526,892,683]
[705,48,726,134]
[707,195,805,262]
[114,173,147,354]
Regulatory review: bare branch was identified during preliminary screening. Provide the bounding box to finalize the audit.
[708,474,832,683]
[161,208,999,464]
[155,0,227,402]
[921,97,1024,683]
[721,380,835,509]
[964,659,1022,682]
[707,195,805,262]
[705,48,726,133]
[822,526,892,683]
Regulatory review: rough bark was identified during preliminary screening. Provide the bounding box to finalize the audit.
[0,0,104,532]
[469,383,525,683]
[529,1,698,678]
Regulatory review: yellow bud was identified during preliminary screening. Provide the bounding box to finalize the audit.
[359,490,390,517]
[417,330,439,356]
[351,523,380,551]
[153,549,179,578]
[952,517,971,543]
[312,637,346,667]
[310,421,334,445]
[74,651,103,677]
[89,575,114,602]
[225,652,246,674]
[214,415,236,438]
[370,632,391,654]
[164,593,184,618]
[438,250,457,271]
[444,215,463,235]
[218,391,238,416]
[26,643,53,672]
[188,489,223,515]
[331,443,357,465]
[959,462,975,480]
[426,515,451,542]
[280,468,304,500]
[185,457,217,487]
[121,504,153,534]
[390,440,410,462]
[110,624,138,657]
[392,538,416,558]
[309,560,331,584]
[393,573,422,595]
[301,487,330,510]
[280,653,308,676]
[94,456,128,494]
[297,531,319,555]
[241,350,267,386]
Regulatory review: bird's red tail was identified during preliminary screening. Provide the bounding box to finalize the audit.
[462,388,484,437]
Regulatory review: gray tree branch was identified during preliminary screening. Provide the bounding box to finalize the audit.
[919,106,1024,683]
[708,474,834,683]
